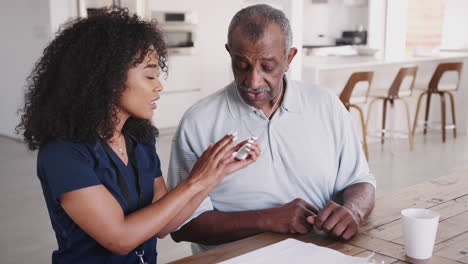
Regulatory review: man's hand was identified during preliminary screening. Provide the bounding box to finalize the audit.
[308,201,360,240]
[262,198,318,234]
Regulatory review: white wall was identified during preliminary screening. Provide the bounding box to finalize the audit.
[384,0,408,59]
[49,0,78,36]
[441,0,468,49]
[150,0,304,129]
[367,0,386,51]
[149,0,243,129]
[368,0,468,57]
[302,0,368,46]
[281,0,303,81]
[0,0,306,134]
[0,0,52,138]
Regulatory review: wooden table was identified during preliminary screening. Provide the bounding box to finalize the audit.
[170,172,468,264]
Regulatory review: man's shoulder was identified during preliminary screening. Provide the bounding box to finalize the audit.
[291,80,341,107]
[188,89,227,114]
[179,83,232,126]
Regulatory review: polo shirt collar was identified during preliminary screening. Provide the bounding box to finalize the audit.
[227,74,301,119]
[281,75,301,113]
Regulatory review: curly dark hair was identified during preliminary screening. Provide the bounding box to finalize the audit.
[16,7,168,150]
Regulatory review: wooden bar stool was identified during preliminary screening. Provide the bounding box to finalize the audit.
[412,62,463,142]
[339,71,374,160]
[366,66,417,150]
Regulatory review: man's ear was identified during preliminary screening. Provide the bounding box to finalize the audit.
[284,47,297,72]
[287,47,297,65]
[225,43,231,54]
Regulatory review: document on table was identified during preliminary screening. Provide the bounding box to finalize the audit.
[218,238,373,264]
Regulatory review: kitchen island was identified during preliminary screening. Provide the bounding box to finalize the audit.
[301,52,468,140]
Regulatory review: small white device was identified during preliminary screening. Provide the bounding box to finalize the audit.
[234,143,250,160]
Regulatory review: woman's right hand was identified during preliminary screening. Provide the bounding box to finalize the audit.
[187,134,261,190]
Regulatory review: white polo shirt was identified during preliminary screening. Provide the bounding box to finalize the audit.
[167,77,376,253]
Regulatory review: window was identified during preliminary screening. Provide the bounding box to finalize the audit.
[405,0,444,54]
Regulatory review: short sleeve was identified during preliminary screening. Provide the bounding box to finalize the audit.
[334,98,376,193]
[37,141,101,200]
[167,120,214,230]
[149,136,163,178]
[167,119,200,191]
[135,137,162,178]
[153,151,163,178]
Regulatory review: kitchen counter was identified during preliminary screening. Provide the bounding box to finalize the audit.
[302,52,468,71]
[301,52,468,137]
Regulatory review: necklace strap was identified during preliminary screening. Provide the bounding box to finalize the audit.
[266,80,284,119]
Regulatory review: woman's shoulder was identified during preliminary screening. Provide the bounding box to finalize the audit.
[38,139,98,165]
[126,134,161,169]
[40,139,93,152]
[127,133,158,156]
[126,132,156,147]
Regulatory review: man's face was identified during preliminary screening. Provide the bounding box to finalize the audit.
[226,23,296,110]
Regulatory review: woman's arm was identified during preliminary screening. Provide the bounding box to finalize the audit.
[59,136,245,254]
[150,177,206,239]
[60,134,256,255]
[60,178,200,255]
[152,176,168,203]
[153,140,262,238]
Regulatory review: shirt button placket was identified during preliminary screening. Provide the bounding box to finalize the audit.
[268,121,275,161]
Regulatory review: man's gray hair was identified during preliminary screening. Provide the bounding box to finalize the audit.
[227,4,292,54]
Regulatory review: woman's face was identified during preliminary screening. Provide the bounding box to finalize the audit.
[119,50,163,120]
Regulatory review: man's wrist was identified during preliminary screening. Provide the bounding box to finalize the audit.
[343,203,364,225]
[254,210,271,232]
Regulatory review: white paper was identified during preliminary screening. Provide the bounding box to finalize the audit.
[218,238,372,264]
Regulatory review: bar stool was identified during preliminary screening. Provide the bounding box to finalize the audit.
[412,62,463,142]
[366,66,417,150]
[339,71,374,160]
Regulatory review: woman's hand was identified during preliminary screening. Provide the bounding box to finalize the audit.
[187,134,261,190]
[222,136,261,176]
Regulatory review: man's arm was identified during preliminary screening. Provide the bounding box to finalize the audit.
[307,96,376,240]
[157,139,261,238]
[309,182,375,240]
[342,182,375,224]
[171,198,318,245]
[167,122,317,245]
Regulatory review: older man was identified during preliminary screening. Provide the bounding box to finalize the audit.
[167,4,376,253]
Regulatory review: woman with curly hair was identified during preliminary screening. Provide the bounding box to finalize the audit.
[16,7,260,264]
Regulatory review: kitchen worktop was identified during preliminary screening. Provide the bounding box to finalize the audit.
[302,52,468,70]
[301,51,468,137]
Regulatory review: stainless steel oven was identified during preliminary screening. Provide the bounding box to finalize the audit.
[78,0,148,19]
[152,11,197,55]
